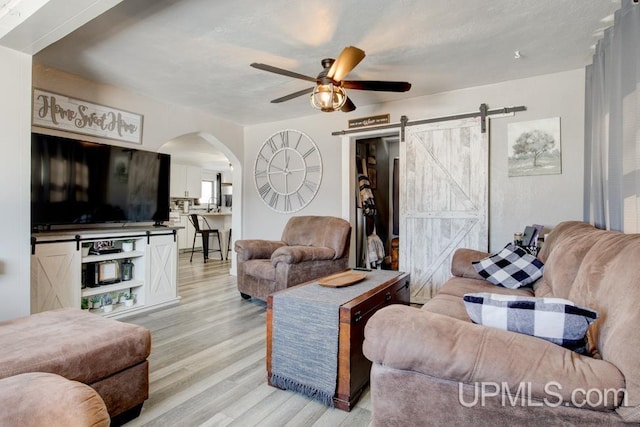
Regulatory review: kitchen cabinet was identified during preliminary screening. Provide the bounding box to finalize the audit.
[176,214,203,251]
[170,163,202,199]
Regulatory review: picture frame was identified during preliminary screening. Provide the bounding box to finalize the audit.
[507,117,561,177]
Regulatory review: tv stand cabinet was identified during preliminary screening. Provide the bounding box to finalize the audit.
[31,226,181,318]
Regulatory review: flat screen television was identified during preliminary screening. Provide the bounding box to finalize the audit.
[31,133,171,230]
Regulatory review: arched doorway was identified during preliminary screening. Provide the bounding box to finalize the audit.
[158,132,242,275]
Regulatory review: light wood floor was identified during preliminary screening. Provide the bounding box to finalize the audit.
[123,253,373,427]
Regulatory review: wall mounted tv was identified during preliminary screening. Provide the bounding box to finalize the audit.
[31,133,171,230]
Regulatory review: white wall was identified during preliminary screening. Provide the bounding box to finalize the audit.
[32,65,244,157]
[0,46,32,321]
[243,69,585,252]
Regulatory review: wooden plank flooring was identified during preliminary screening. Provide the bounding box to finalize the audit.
[123,253,373,427]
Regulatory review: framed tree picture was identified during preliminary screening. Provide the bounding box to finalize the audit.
[507,117,561,177]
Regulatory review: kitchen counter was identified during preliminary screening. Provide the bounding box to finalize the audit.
[181,211,231,216]
[170,211,232,257]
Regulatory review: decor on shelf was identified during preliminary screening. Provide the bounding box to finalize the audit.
[507,117,561,177]
[90,296,101,310]
[101,294,113,313]
[121,259,134,281]
[123,293,135,307]
[250,46,411,113]
[122,240,134,252]
[254,129,322,213]
[81,243,91,257]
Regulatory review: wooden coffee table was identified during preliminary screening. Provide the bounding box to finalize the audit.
[266,270,410,411]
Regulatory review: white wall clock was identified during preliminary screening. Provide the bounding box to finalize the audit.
[254,129,323,213]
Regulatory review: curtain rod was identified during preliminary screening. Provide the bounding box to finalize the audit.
[331,104,527,136]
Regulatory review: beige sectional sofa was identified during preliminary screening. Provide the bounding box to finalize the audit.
[363,221,640,426]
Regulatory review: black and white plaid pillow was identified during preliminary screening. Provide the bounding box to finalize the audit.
[463,292,599,353]
[472,244,544,289]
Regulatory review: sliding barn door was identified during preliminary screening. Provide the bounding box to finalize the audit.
[400,117,488,303]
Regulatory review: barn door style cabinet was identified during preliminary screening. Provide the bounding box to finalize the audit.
[31,227,181,318]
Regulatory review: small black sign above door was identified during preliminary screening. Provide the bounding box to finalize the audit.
[348,114,390,129]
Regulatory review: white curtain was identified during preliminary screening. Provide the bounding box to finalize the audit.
[584,0,640,231]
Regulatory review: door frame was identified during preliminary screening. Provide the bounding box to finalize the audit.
[340,129,401,267]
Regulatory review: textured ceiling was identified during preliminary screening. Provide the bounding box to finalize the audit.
[33,0,619,127]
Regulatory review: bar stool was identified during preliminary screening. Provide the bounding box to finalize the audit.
[226,228,232,260]
[189,214,223,263]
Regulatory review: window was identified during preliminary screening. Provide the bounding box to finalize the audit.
[199,181,214,205]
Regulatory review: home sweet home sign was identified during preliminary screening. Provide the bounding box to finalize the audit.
[32,89,144,144]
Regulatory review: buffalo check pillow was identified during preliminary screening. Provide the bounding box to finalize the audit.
[463,292,599,354]
[472,244,544,289]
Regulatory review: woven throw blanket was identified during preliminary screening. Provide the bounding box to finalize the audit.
[270,270,402,406]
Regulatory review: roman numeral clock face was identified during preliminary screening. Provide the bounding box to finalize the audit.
[254,129,323,213]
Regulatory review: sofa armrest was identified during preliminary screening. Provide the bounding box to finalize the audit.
[451,248,490,279]
[271,245,336,265]
[234,239,285,261]
[363,305,625,410]
[0,372,110,426]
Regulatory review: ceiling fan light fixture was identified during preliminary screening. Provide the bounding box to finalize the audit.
[310,83,347,112]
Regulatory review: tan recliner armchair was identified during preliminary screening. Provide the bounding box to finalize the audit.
[234,216,351,301]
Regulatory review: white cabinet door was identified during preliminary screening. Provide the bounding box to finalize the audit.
[31,241,81,313]
[186,165,202,199]
[176,215,189,250]
[146,234,178,305]
[170,163,187,198]
[170,163,202,198]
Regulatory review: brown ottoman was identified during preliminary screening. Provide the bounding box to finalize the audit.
[0,308,151,424]
[0,372,110,426]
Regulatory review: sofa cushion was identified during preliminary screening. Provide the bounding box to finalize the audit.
[0,372,110,427]
[243,259,276,281]
[437,276,535,299]
[472,244,544,289]
[0,308,150,384]
[280,216,351,259]
[463,292,598,353]
[536,224,608,299]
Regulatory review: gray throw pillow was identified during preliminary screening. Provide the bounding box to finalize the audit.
[463,292,598,354]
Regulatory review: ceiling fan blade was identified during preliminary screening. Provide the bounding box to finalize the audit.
[271,87,314,103]
[342,80,411,92]
[250,63,317,83]
[327,46,365,82]
[341,97,356,112]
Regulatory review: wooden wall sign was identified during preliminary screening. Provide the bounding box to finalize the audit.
[32,88,144,144]
[348,114,390,129]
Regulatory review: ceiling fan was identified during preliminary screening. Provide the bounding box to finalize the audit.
[250,46,411,113]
